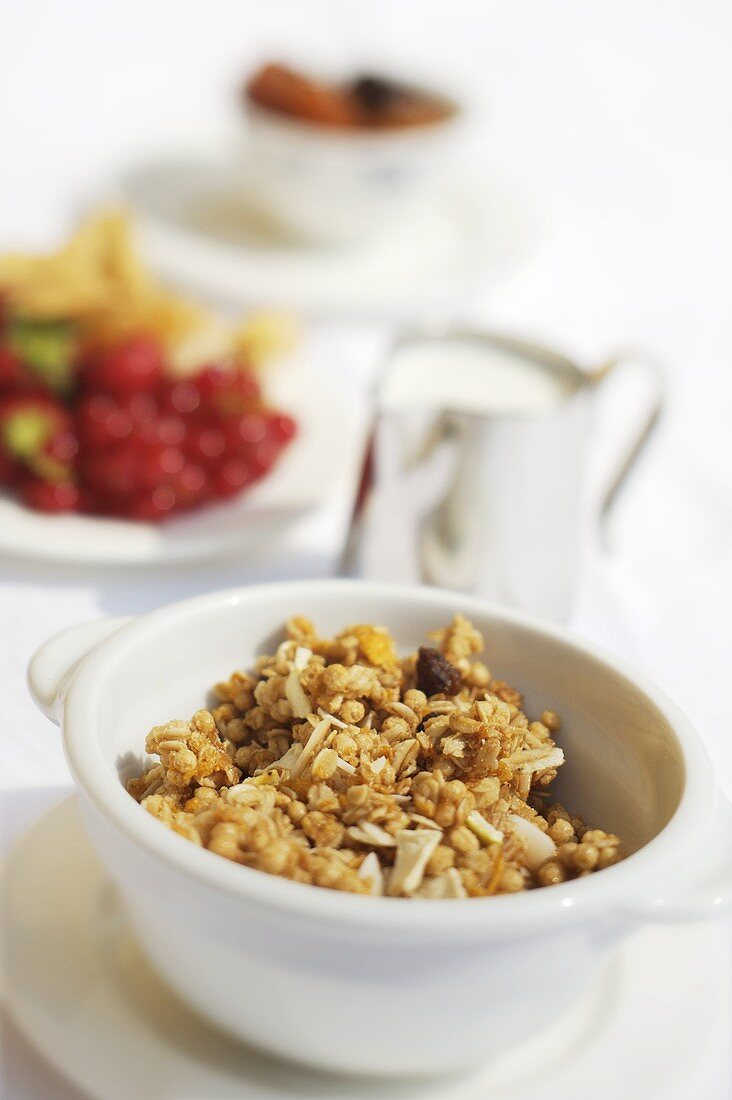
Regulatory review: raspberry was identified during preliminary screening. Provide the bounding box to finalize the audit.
[76,394,115,447]
[138,414,186,448]
[0,346,24,390]
[163,380,201,416]
[21,477,80,513]
[0,448,21,486]
[81,335,164,396]
[124,484,178,520]
[76,395,132,447]
[46,430,79,465]
[211,459,255,498]
[105,408,134,441]
[266,413,297,443]
[171,462,208,506]
[185,420,226,464]
[192,364,260,415]
[251,438,282,476]
[120,392,159,425]
[222,413,268,458]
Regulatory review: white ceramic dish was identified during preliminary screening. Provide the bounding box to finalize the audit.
[0,362,355,565]
[240,96,463,245]
[121,158,534,319]
[5,797,731,1100]
[27,580,732,1076]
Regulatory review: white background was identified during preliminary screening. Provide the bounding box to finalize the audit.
[1,1,731,1097]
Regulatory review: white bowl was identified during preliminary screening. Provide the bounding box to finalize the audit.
[28,580,732,1076]
[239,99,465,245]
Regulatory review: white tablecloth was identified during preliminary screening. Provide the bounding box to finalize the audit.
[2,2,731,1097]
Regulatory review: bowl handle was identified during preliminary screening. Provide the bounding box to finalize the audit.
[28,617,131,725]
[620,795,732,923]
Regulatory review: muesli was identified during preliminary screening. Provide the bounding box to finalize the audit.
[128,615,622,897]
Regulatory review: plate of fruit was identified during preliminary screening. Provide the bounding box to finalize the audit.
[0,212,336,564]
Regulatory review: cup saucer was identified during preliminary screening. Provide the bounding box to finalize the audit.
[3,797,729,1099]
[119,155,537,319]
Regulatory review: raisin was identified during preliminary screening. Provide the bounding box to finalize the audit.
[416,647,461,697]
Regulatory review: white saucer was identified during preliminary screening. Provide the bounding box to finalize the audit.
[120,157,536,319]
[0,358,366,566]
[3,798,730,1100]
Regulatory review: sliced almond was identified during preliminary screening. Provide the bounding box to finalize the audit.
[357,851,385,896]
[414,867,467,899]
[387,829,442,896]
[289,717,331,779]
[285,666,312,720]
[466,810,504,845]
[507,813,557,870]
[346,822,397,848]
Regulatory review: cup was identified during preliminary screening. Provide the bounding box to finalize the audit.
[239,96,465,246]
[357,328,663,621]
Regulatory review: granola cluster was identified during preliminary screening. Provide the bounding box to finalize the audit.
[127,615,622,898]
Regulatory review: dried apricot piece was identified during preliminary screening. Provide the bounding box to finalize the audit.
[349,624,397,668]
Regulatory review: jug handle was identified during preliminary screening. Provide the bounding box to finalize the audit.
[588,351,665,544]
